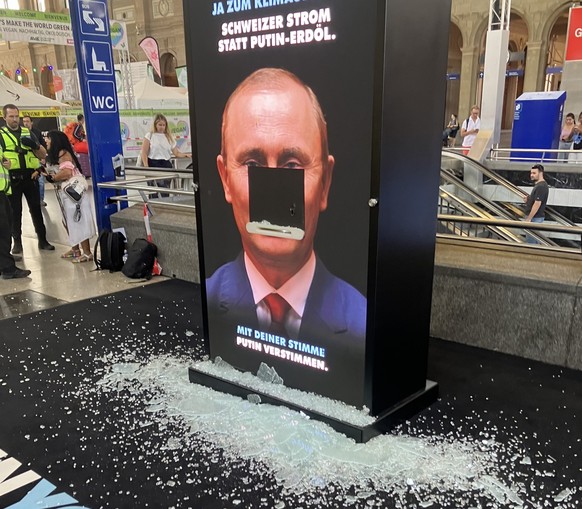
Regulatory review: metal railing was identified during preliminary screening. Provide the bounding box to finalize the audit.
[97,155,582,256]
[97,165,196,211]
[439,150,582,254]
[437,214,582,255]
[488,147,582,164]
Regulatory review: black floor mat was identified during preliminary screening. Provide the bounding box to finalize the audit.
[0,279,580,508]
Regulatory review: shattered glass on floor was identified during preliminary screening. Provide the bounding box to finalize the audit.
[79,351,579,508]
[0,285,580,508]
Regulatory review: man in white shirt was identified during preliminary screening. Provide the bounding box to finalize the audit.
[460,105,481,156]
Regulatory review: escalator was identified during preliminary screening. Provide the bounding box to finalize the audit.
[439,150,580,249]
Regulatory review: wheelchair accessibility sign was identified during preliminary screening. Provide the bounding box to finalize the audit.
[87,80,118,113]
[79,0,109,37]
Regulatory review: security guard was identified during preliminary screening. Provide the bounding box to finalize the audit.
[1,103,54,254]
[0,146,31,279]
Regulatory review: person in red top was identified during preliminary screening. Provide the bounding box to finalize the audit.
[65,114,89,154]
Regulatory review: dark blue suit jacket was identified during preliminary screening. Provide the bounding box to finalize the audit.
[205,253,367,404]
[207,253,366,342]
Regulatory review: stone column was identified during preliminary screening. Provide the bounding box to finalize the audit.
[459,46,480,119]
[523,40,546,92]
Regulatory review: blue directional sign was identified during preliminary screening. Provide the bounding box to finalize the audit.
[70,0,125,231]
[87,81,118,113]
[82,41,113,76]
[78,0,109,37]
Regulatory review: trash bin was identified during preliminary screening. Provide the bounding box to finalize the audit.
[511,90,566,161]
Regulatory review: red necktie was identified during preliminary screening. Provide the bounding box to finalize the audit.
[263,293,290,336]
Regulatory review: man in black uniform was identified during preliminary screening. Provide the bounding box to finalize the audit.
[1,104,54,254]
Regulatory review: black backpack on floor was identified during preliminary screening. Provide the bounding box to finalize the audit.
[94,230,126,272]
[122,238,157,280]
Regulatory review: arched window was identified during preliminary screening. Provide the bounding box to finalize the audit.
[445,22,463,125]
[40,65,55,98]
[545,9,569,92]
[0,65,12,78]
[15,65,30,86]
[160,52,178,87]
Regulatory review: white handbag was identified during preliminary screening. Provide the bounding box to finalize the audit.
[63,174,87,203]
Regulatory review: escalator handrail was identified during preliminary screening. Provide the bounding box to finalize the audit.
[439,189,529,244]
[442,149,576,228]
[440,171,555,245]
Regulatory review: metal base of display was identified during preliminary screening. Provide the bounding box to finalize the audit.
[188,367,438,443]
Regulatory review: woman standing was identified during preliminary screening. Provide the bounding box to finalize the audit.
[44,130,96,263]
[139,113,191,194]
[558,112,576,162]
[444,113,459,147]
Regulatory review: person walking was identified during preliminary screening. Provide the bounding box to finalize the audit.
[1,104,54,254]
[523,163,549,244]
[460,106,480,156]
[22,115,48,205]
[0,146,31,279]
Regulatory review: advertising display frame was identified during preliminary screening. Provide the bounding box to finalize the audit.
[184,0,451,441]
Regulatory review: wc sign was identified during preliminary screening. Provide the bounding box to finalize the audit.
[87,80,117,113]
[76,1,117,113]
[566,6,582,61]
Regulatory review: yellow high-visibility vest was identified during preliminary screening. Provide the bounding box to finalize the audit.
[0,150,11,195]
[0,126,40,172]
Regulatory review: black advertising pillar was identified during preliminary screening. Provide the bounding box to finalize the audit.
[366,0,451,414]
[184,0,451,438]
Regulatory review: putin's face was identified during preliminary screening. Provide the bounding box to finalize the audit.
[217,80,334,277]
